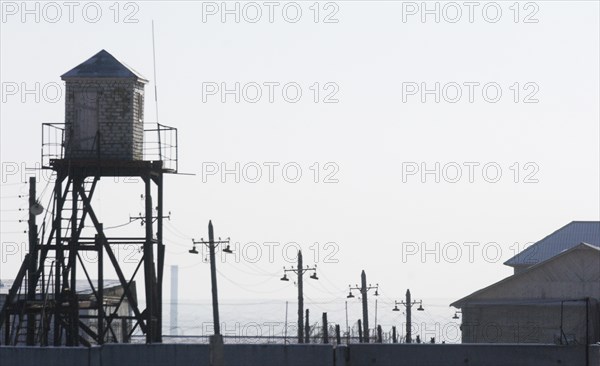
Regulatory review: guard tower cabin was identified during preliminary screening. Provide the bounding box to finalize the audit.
[62,49,147,161]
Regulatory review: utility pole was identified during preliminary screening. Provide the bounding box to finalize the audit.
[347,270,379,343]
[392,289,424,343]
[26,177,39,345]
[280,250,318,343]
[345,300,349,338]
[190,221,232,366]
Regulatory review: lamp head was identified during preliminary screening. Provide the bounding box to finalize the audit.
[392,305,399,312]
[30,201,44,216]
[223,244,233,254]
[417,304,424,311]
[280,274,289,282]
[310,272,319,280]
[347,291,355,299]
[189,245,198,254]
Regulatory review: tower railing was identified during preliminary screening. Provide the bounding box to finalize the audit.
[41,122,178,173]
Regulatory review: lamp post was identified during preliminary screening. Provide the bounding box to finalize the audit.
[280,250,318,343]
[347,270,379,343]
[392,289,424,343]
[189,220,232,366]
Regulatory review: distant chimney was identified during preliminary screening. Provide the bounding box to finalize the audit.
[170,265,179,336]
[61,50,148,160]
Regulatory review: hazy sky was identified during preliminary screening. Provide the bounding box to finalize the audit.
[1,0,599,339]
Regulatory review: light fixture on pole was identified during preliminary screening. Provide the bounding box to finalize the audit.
[30,201,44,216]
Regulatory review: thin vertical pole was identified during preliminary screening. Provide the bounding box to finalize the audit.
[156,174,164,342]
[53,175,63,346]
[345,301,349,336]
[68,179,79,346]
[304,309,310,343]
[374,299,378,334]
[406,289,412,344]
[170,265,178,336]
[585,298,589,366]
[392,326,397,343]
[297,251,304,343]
[97,231,104,345]
[208,221,220,335]
[560,300,565,344]
[322,312,329,344]
[151,20,160,123]
[143,177,155,343]
[284,301,288,343]
[357,319,363,343]
[361,270,369,343]
[26,177,38,346]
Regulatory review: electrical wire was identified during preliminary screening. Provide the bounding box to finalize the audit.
[104,220,136,230]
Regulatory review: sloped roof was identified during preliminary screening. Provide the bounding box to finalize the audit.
[61,49,148,82]
[504,221,600,267]
[451,243,600,308]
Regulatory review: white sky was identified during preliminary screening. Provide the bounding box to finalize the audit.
[1,0,599,340]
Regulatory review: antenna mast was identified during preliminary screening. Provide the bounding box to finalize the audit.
[152,20,159,123]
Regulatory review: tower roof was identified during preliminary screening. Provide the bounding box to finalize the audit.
[61,49,148,82]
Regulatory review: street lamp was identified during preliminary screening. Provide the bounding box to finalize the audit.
[280,251,318,343]
[188,221,233,336]
[391,289,424,343]
[189,221,232,366]
[347,270,379,343]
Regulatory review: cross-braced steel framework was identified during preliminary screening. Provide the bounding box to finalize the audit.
[0,123,177,346]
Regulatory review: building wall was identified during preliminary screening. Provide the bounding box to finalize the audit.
[461,301,600,344]
[455,246,600,344]
[64,79,145,160]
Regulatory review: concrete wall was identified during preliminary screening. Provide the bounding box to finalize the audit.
[223,344,333,366]
[1,343,598,366]
[336,344,600,366]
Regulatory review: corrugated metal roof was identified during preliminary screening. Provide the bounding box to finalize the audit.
[504,221,600,267]
[61,49,147,81]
